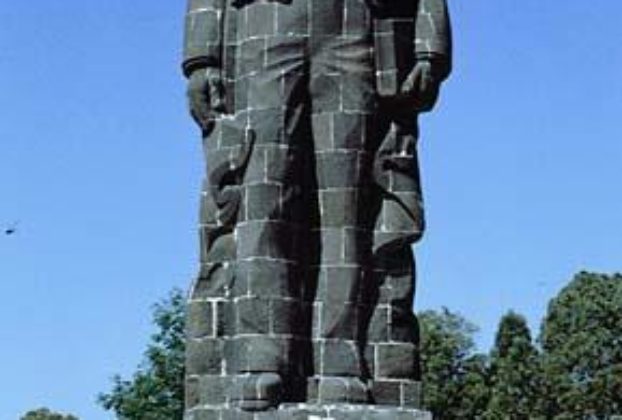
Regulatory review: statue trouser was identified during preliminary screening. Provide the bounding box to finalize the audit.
[186,0,424,412]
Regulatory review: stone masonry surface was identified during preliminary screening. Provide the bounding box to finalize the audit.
[182,0,451,415]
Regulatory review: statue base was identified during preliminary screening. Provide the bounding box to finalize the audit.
[186,405,432,420]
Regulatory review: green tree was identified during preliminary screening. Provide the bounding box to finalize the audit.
[484,311,540,419]
[539,272,622,418]
[98,289,186,420]
[419,308,490,419]
[20,408,78,420]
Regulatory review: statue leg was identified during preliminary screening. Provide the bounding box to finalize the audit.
[307,8,378,403]
[186,118,245,413]
[229,17,314,409]
[367,245,422,408]
[366,117,426,407]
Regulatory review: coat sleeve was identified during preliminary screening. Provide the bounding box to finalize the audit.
[415,0,452,80]
[182,0,226,77]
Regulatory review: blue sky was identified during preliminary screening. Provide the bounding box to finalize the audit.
[1,1,621,418]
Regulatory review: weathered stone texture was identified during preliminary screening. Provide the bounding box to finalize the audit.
[183,0,451,415]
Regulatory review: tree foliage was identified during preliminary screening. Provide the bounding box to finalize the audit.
[419,308,490,419]
[484,311,540,419]
[98,289,186,420]
[20,408,78,420]
[539,271,622,417]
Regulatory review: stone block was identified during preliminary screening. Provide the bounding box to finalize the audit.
[315,151,359,189]
[401,381,422,409]
[375,344,417,379]
[236,296,271,335]
[242,259,299,299]
[187,300,214,339]
[367,306,389,343]
[319,341,360,376]
[186,338,224,375]
[319,190,358,228]
[199,374,232,405]
[226,336,291,373]
[371,380,400,406]
[247,4,276,37]
[319,228,344,265]
[320,302,357,340]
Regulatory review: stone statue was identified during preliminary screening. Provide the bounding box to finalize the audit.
[182,0,451,417]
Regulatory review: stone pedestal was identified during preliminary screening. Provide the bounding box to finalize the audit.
[278,404,432,419]
[186,405,432,420]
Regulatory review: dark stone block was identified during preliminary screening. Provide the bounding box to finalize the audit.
[312,302,322,339]
[276,1,309,35]
[199,375,231,405]
[237,220,295,260]
[402,381,423,408]
[194,263,234,299]
[371,380,400,406]
[248,73,284,110]
[320,340,360,376]
[185,408,221,420]
[249,109,286,145]
[320,266,362,303]
[375,344,417,379]
[387,159,419,192]
[365,345,376,378]
[344,0,370,34]
[205,148,234,178]
[312,113,333,150]
[216,300,235,337]
[320,189,358,227]
[333,112,366,151]
[317,377,369,404]
[218,116,247,148]
[265,146,298,184]
[310,74,341,113]
[380,195,421,234]
[310,0,344,36]
[319,228,344,265]
[367,306,389,343]
[221,408,256,420]
[238,38,266,77]
[186,338,224,375]
[187,300,214,338]
[247,4,276,37]
[232,262,250,297]
[342,72,375,112]
[185,376,200,408]
[244,144,267,185]
[226,336,291,373]
[234,76,249,112]
[344,227,372,264]
[315,151,359,189]
[236,296,270,335]
[271,297,304,335]
[320,301,358,340]
[245,183,282,221]
[240,259,299,298]
[317,378,350,403]
[373,246,413,275]
[389,306,417,344]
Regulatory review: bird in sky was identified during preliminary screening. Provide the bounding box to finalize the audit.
[4,221,18,235]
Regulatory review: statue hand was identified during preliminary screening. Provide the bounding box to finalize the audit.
[187,67,225,132]
[401,60,441,113]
